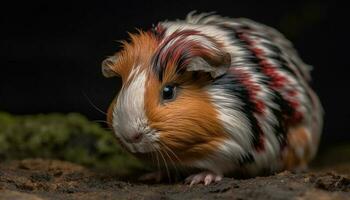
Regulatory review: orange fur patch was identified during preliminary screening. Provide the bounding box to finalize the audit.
[282,126,312,170]
[107,30,228,165]
[144,71,226,164]
[107,31,158,84]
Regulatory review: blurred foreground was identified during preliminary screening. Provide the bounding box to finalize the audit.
[0,112,142,175]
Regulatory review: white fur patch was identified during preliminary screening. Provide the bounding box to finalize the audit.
[112,69,158,153]
[191,140,245,175]
[207,87,253,151]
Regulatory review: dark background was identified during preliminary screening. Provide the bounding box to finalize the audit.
[1,1,348,142]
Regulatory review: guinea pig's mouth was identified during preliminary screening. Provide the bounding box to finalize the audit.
[116,130,160,154]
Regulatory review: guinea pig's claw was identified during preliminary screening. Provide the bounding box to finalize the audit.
[185,171,222,186]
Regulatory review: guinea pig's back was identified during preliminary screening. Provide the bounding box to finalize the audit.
[184,13,323,172]
[229,17,323,170]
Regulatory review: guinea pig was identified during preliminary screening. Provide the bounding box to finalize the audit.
[102,12,323,185]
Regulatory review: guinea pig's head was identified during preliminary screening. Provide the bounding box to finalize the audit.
[102,27,231,163]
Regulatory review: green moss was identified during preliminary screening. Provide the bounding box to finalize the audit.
[0,112,143,175]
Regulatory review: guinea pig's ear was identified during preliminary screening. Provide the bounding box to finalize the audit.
[187,52,231,78]
[101,56,119,78]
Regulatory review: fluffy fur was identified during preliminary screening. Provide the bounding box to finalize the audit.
[103,12,323,180]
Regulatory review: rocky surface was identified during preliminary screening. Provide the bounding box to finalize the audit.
[0,159,349,200]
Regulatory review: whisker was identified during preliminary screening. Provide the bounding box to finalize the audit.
[93,120,113,127]
[158,141,176,164]
[158,140,184,167]
[158,148,171,183]
[151,144,161,177]
[160,144,179,180]
[158,140,190,178]
[149,144,157,169]
[82,91,107,116]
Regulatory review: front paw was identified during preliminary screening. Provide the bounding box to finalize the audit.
[185,171,223,186]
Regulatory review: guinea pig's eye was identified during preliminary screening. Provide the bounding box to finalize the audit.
[162,84,176,101]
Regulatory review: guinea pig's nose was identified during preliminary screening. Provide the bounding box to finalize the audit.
[126,132,143,143]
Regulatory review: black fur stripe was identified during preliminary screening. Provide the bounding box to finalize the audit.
[219,25,269,149]
[151,48,166,81]
[260,41,309,84]
[270,91,290,146]
[238,152,255,166]
[218,24,291,147]
[212,74,263,149]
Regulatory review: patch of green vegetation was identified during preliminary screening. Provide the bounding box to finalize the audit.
[0,112,143,175]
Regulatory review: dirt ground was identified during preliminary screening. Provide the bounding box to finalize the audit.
[0,159,349,200]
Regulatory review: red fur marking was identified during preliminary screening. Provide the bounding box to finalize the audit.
[256,100,266,114]
[158,32,209,73]
[231,68,265,115]
[237,30,304,132]
[237,31,289,90]
[154,29,225,78]
[154,24,166,39]
[252,47,263,55]
[255,135,265,152]
[287,89,297,97]
[230,67,265,151]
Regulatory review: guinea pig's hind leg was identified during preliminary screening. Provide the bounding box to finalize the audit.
[185,171,223,186]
